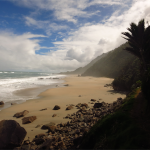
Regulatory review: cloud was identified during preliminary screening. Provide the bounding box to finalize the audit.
[1,0,150,72]
[25,17,68,35]
[12,0,125,23]
[0,31,83,72]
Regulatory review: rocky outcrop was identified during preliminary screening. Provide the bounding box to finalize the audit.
[22,116,37,124]
[13,110,29,118]
[14,97,124,150]
[53,105,61,110]
[0,120,27,149]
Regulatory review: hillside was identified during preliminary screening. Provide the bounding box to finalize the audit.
[82,43,136,78]
[60,53,108,75]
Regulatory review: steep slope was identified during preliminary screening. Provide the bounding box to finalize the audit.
[60,53,108,75]
[82,43,136,78]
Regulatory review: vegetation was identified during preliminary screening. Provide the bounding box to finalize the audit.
[60,53,108,75]
[82,43,136,78]
[112,58,141,91]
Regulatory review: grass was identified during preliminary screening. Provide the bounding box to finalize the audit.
[79,88,150,149]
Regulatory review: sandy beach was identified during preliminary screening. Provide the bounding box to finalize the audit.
[0,75,126,140]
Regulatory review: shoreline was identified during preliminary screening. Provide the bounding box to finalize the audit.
[0,77,66,111]
[0,75,126,141]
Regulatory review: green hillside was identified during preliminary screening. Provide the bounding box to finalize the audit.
[82,43,136,78]
[60,53,107,75]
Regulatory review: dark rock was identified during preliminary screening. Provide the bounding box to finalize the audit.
[48,126,56,132]
[53,105,61,110]
[78,95,81,97]
[37,139,53,150]
[21,144,30,150]
[40,108,47,111]
[41,122,56,130]
[14,110,29,118]
[52,114,57,117]
[0,101,4,105]
[93,103,103,108]
[0,120,27,149]
[32,138,45,145]
[35,133,46,138]
[81,103,88,108]
[66,106,74,110]
[22,116,37,124]
[11,102,17,105]
[64,84,69,86]
[91,99,96,102]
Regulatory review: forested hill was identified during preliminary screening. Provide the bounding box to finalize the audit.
[82,43,136,78]
[60,53,108,75]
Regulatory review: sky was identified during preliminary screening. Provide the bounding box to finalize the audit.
[0,0,150,73]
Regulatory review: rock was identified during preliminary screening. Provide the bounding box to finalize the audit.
[22,116,37,124]
[64,84,69,86]
[21,144,31,150]
[81,103,88,108]
[13,110,29,118]
[11,102,17,105]
[37,139,53,150]
[52,114,57,117]
[91,99,96,102]
[32,138,45,145]
[35,133,46,138]
[0,101,4,105]
[53,105,61,110]
[0,120,27,149]
[41,122,56,130]
[40,108,47,111]
[13,147,21,150]
[48,126,56,132]
[78,95,81,97]
[93,103,103,108]
[66,106,74,110]
[35,124,41,128]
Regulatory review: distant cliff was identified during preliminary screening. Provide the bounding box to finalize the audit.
[82,43,136,78]
[60,53,108,75]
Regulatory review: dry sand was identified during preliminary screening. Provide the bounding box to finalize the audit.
[0,75,126,140]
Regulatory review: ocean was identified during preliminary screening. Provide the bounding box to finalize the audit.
[0,71,66,104]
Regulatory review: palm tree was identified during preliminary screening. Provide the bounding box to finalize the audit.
[122,19,150,72]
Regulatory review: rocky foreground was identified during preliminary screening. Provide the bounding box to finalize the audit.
[0,97,124,150]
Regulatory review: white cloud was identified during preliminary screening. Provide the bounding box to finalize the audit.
[25,17,68,35]
[0,31,83,72]
[12,0,125,23]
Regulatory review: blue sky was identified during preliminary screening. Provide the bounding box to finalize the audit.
[0,0,150,72]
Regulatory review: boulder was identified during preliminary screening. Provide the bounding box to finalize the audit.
[66,106,74,110]
[0,101,4,105]
[53,105,61,110]
[41,122,56,130]
[0,120,27,149]
[22,116,37,124]
[91,99,96,102]
[52,114,57,117]
[93,103,103,108]
[13,110,29,118]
